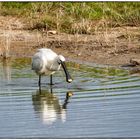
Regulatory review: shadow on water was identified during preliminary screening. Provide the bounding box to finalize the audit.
[32,87,73,125]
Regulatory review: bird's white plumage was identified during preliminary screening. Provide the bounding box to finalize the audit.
[32,48,61,75]
[32,48,72,86]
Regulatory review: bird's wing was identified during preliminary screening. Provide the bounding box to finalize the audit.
[32,54,43,71]
[45,58,61,71]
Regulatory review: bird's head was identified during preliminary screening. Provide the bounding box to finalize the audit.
[57,55,65,64]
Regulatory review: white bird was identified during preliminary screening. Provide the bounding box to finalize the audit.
[32,48,73,87]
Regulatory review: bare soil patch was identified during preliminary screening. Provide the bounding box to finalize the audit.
[0,16,140,67]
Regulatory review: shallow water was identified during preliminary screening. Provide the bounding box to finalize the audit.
[0,58,140,138]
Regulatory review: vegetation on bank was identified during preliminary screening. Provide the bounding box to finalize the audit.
[0,2,140,34]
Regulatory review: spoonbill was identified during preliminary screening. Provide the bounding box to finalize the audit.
[32,48,73,87]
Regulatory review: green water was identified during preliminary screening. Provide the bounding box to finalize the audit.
[0,58,140,138]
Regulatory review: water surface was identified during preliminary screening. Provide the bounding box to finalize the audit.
[0,58,140,138]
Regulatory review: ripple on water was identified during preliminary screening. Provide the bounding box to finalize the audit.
[0,58,140,138]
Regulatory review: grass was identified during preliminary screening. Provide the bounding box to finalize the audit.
[0,2,140,34]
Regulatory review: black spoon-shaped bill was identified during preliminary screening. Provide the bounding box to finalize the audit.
[61,61,73,83]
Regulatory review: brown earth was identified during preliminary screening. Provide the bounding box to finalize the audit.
[0,16,140,68]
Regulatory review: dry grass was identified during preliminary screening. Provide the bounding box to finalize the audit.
[1,2,140,33]
[0,2,140,60]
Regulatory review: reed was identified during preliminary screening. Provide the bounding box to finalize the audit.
[1,26,12,59]
[3,34,10,58]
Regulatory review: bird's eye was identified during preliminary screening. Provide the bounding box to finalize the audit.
[57,59,61,65]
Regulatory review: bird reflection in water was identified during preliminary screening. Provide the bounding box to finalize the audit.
[32,87,73,125]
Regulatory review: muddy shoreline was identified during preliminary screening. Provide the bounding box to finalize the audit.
[1,31,140,66]
[0,16,140,68]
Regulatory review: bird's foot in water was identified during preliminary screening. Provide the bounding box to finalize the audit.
[47,83,54,86]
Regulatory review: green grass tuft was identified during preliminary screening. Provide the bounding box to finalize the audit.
[1,2,140,33]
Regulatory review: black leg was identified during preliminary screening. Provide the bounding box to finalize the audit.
[50,74,53,85]
[50,85,53,93]
[38,75,41,87]
[39,86,42,94]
